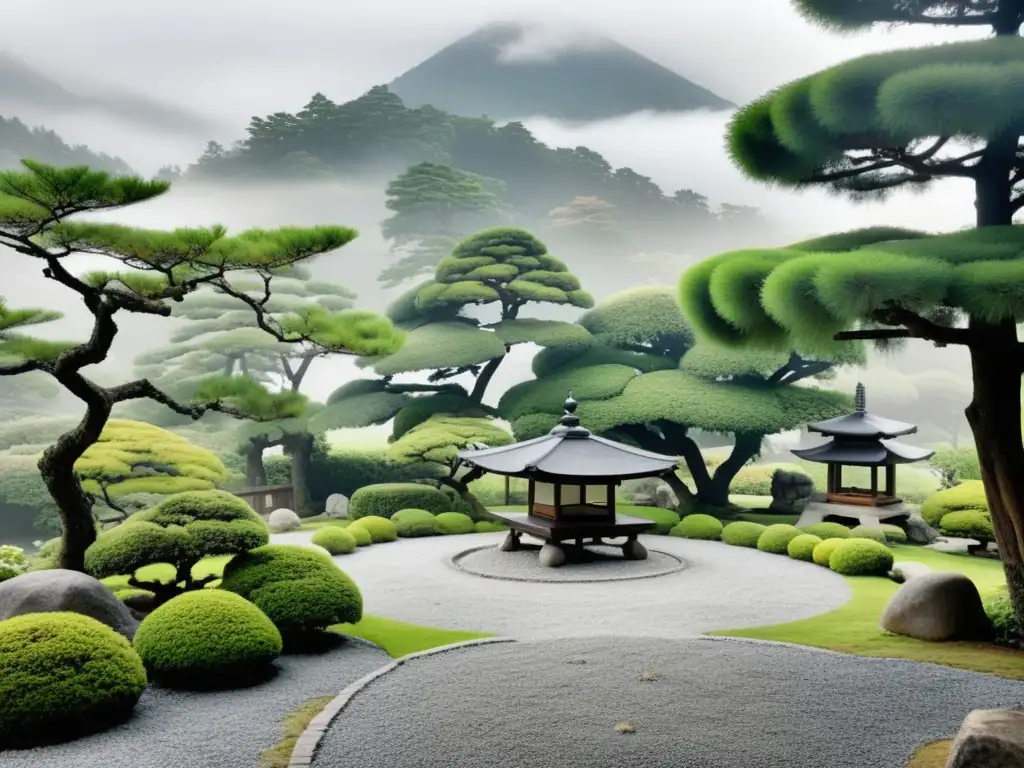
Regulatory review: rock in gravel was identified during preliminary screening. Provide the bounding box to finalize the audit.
[325,493,349,518]
[0,569,139,638]
[268,507,301,533]
[654,484,678,511]
[947,709,1024,767]
[880,572,993,641]
[769,469,815,514]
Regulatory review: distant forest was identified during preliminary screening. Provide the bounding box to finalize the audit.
[0,115,133,174]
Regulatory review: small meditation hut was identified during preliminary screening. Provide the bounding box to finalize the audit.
[791,383,933,507]
[456,392,679,567]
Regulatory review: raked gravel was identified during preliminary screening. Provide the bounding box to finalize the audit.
[273,531,853,639]
[0,637,390,768]
[312,636,1024,768]
[450,542,686,582]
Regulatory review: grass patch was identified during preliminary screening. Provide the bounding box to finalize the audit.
[298,515,351,531]
[260,695,334,768]
[734,511,800,526]
[905,739,952,768]
[331,614,492,658]
[729,494,773,510]
[711,546,1024,678]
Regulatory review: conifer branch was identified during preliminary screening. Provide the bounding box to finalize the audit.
[834,305,973,346]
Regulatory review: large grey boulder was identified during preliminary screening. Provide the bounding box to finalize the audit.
[769,470,815,514]
[325,493,349,519]
[0,569,139,638]
[948,709,1024,767]
[654,484,678,511]
[268,507,301,533]
[880,572,993,641]
[905,513,939,544]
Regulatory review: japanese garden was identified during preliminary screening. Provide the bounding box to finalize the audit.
[1,1,1023,767]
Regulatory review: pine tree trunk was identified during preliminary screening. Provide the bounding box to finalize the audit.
[245,440,268,487]
[288,435,315,517]
[438,475,488,520]
[702,432,763,508]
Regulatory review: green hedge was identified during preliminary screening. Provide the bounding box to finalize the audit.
[220,545,363,633]
[757,524,803,555]
[799,522,850,540]
[348,483,451,520]
[434,512,475,535]
[849,525,888,545]
[265,449,437,504]
[132,590,282,688]
[669,514,723,541]
[939,509,995,542]
[0,612,148,748]
[828,539,894,576]
[920,481,988,527]
[311,527,357,555]
[787,533,822,562]
[722,521,766,547]
[348,515,398,542]
[812,538,844,567]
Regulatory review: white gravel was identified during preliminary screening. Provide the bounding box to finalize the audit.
[313,636,1024,768]
[273,531,853,640]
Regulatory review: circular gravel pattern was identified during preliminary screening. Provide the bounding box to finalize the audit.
[450,543,686,582]
[312,636,1024,768]
[272,531,853,640]
[0,637,390,768]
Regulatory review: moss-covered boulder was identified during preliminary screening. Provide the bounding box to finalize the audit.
[0,612,148,748]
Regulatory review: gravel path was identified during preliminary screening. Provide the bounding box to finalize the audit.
[0,637,390,768]
[313,636,1024,768]
[274,531,853,640]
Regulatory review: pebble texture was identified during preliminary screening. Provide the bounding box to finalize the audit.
[0,638,390,768]
[451,544,685,582]
[313,636,1024,768]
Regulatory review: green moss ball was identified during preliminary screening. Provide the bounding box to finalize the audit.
[310,527,357,555]
[220,545,363,633]
[392,508,438,538]
[849,525,888,544]
[0,612,148,748]
[348,524,372,546]
[787,533,823,562]
[433,512,476,535]
[757,524,803,555]
[828,539,894,576]
[879,523,908,544]
[474,520,508,533]
[133,590,281,688]
[721,521,766,547]
[799,522,851,540]
[812,538,845,567]
[669,514,724,541]
[348,515,398,543]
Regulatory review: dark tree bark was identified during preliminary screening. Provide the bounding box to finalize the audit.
[244,439,269,487]
[285,434,315,517]
[702,432,764,508]
[438,469,488,520]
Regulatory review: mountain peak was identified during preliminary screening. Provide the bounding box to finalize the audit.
[389,22,733,122]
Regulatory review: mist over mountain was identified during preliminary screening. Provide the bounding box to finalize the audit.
[389,21,733,122]
[0,115,133,173]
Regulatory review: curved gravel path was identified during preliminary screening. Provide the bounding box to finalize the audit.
[312,636,1024,768]
[275,531,853,639]
[0,637,390,768]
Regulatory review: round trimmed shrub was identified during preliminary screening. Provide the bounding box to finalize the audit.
[722,521,766,547]
[669,514,723,541]
[474,520,508,533]
[434,512,475,535]
[849,525,888,544]
[799,522,850,540]
[348,483,450,520]
[132,590,281,688]
[219,544,362,633]
[392,508,438,538]
[939,509,995,541]
[0,612,148,748]
[348,515,398,543]
[920,480,988,527]
[310,527,357,555]
[787,533,822,562]
[812,538,844,567]
[879,523,908,544]
[757,524,803,555]
[828,539,894,576]
[347,524,372,546]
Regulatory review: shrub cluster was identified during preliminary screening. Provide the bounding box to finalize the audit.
[348,525,372,546]
[311,527,357,555]
[920,481,993,543]
[348,515,398,542]
[799,522,850,540]
[721,521,766,547]
[812,538,844,567]
[787,533,822,562]
[0,544,27,582]
[434,512,475,535]
[983,587,1022,643]
[827,539,894,576]
[348,483,451,520]
[0,612,148,748]
[132,590,282,689]
[669,514,723,541]
[849,525,888,545]
[392,508,438,537]
[756,524,803,555]
[939,509,994,541]
[265,449,435,505]
[879,523,908,544]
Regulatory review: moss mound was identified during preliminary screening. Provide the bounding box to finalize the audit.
[920,481,988,527]
[348,515,398,543]
[348,524,372,546]
[939,509,995,541]
[220,545,363,633]
[812,538,844,567]
[392,508,439,538]
[879,523,908,544]
[800,522,850,540]
[849,525,888,544]
[133,590,281,688]
[310,527,357,555]
[474,520,508,533]
[787,533,822,562]
[433,512,475,535]
[669,514,724,541]
[348,483,451,520]
[757,524,803,555]
[0,612,148,748]
[828,539,894,576]
[721,521,766,547]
